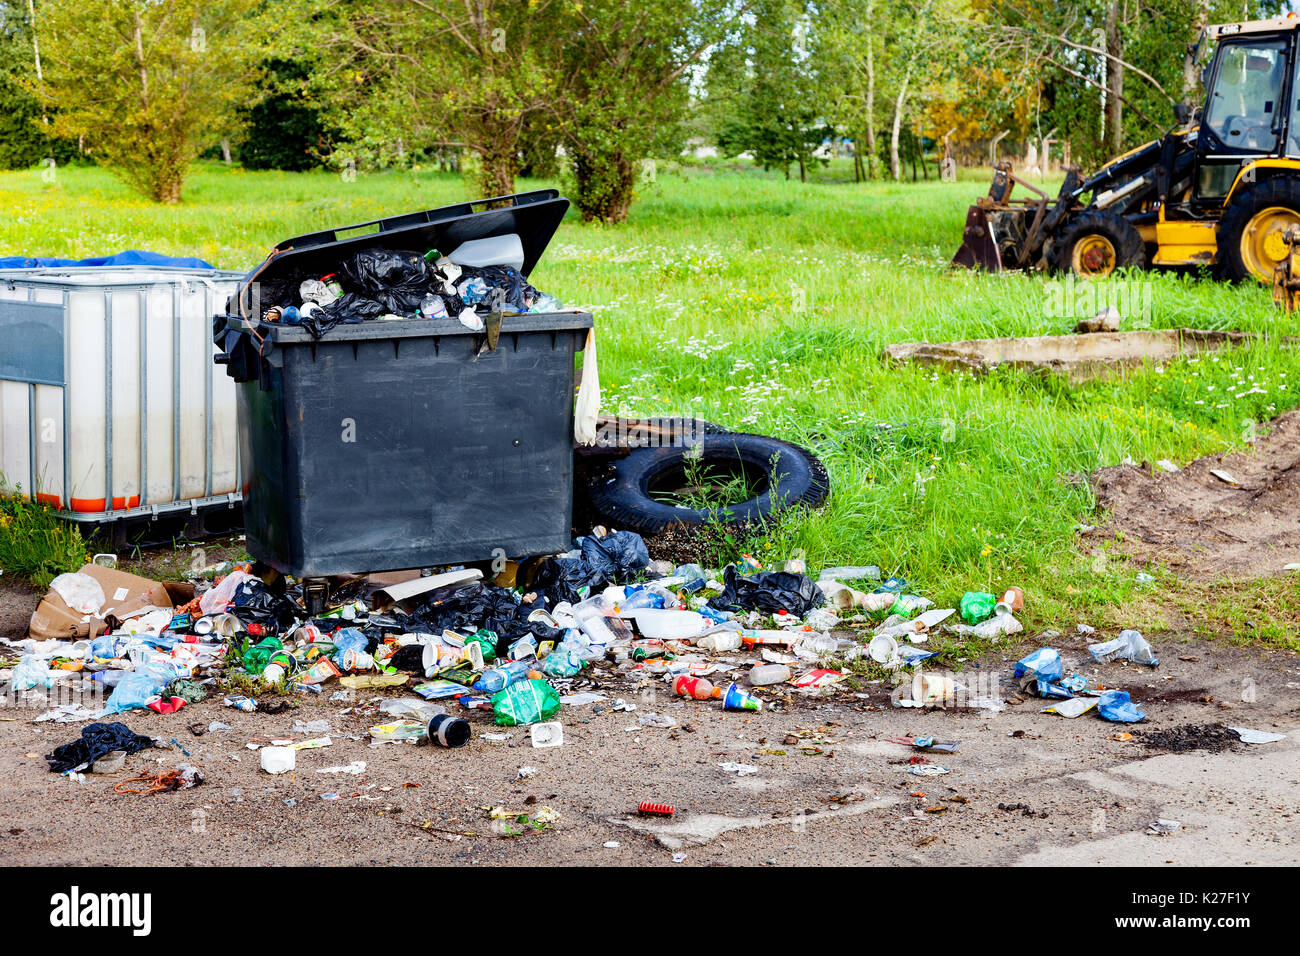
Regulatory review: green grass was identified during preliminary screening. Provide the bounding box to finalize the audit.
[0,490,89,589]
[2,160,1298,650]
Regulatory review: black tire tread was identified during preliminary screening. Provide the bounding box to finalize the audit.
[1047,208,1146,275]
[1217,175,1300,282]
[586,432,830,536]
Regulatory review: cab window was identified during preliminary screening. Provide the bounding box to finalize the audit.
[1205,39,1287,153]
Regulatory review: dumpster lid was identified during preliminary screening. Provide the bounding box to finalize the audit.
[248,189,569,292]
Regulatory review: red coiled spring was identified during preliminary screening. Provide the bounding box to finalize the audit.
[638,801,675,817]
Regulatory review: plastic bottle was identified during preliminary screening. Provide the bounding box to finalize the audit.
[621,588,667,611]
[673,675,722,700]
[472,658,535,694]
[698,631,743,652]
[419,293,448,319]
[748,664,792,686]
[572,595,634,647]
[673,564,708,593]
[1088,629,1159,666]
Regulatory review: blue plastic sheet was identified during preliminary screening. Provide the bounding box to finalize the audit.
[1014,647,1063,683]
[0,250,216,270]
[1097,689,1146,723]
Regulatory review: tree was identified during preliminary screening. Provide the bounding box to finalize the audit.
[26,0,263,202]
[553,0,731,222]
[236,58,333,171]
[0,4,76,169]
[294,0,566,197]
[820,0,880,181]
[711,0,832,182]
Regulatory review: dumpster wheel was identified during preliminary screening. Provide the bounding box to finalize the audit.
[585,432,829,536]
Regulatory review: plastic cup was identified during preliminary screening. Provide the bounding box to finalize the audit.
[723,682,762,712]
[868,634,899,664]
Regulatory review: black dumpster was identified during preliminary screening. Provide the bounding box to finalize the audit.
[213,190,592,578]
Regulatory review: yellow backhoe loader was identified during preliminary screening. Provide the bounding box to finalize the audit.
[953,13,1300,285]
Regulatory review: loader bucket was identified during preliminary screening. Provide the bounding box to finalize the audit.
[951,205,1003,271]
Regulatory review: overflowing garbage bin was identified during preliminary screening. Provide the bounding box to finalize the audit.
[213,190,592,578]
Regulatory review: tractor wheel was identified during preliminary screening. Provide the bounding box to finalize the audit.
[1218,177,1300,283]
[1048,209,1146,278]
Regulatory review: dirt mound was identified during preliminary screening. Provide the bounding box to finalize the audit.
[1088,409,1300,579]
[1138,722,1241,754]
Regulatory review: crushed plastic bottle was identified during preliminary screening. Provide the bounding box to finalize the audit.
[1088,629,1159,667]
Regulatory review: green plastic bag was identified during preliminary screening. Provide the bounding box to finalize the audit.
[959,592,996,625]
[492,679,560,726]
[242,636,283,672]
[467,629,498,664]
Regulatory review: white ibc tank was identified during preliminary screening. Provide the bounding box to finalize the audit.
[0,267,243,519]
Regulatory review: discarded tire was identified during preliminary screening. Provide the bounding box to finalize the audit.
[586,432,829,536]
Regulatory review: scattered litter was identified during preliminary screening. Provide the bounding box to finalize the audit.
[1089,629,1159,667]
[638,712,677,728]
[905,765,951,776]
[530,722,564,748]
[260,747,295,774]
[718,762,759,776]
[317,761,367,775]
[1042,697,1097,718]
[1147,819,1181,836]
[1229,727,1286,744]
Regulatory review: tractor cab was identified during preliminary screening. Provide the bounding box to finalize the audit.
[952,12,1300,284]
[1188,19,1300,204]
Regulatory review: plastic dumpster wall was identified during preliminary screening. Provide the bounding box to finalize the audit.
[236,313,592,577]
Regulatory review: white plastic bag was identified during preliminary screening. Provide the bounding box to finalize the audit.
[12,655,54,690]
[199,569,252,615]
[49,573,106,615]
[574,328,601,445]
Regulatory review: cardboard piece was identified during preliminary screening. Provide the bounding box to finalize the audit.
[28,564,186,641]
[370,568,483,612]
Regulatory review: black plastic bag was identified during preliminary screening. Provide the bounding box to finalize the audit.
[581,531,650,585]
[46,722,154,774]
[230,580,300,633]
[339,247,435,314]
[388,643,427,674]
[410,582,562,656]
[707,566,825,616]
[469,265,537,312]
[306,292,386,338]
[531,556,599,605]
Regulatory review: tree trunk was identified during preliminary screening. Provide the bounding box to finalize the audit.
[798,154,805,182]
[865,1,876,178]
[26,0,48,125]
[220,139,232,164]
[1105,3,1124,152]
[572,148,635,223]
[1183,0,1213,100]
[889,72,910,182]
